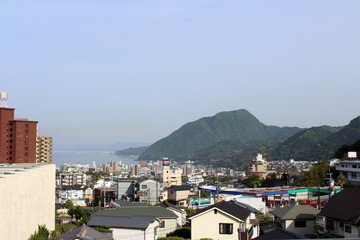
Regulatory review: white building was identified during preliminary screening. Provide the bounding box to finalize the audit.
[336,160,360,185]
[0,164,55,240]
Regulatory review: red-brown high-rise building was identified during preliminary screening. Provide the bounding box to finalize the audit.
[0,94,38,163]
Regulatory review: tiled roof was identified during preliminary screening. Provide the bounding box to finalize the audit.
[319,188,360,221]
[88,215,157,229]
[94,206,177,219]
[253,227,303,240]
[270,205,319,220]
[56,224,112,240]
[190,200,251,221]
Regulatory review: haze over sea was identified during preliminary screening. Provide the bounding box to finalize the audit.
[53,150,138,167]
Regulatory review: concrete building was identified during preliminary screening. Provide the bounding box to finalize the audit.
[137,179,163,205]
[0,164,55,240]
[110,160,119,172]
[59,172,87,186]
[130,164,140,177]
[183,160,195,176]
[249,154,268,179]
[0,92,38,163]
[163,168,182,186]
[336,160,360,185]
[36,136,53,163]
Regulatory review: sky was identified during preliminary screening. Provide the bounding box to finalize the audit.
[1,1,360,146]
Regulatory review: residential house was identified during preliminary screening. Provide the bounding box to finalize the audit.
[159,201,187,227]
[56,224,113,240]
[189,200,260,240]
[270,205,319,237]
[88,215,159,240]
[317,188,360,238]
[336,160,360,185]
[168,185,191,206]
[91,206,178,237]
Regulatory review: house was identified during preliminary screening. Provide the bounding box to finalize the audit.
[168,185,192,206]
[317,188,360,238]
[56,224,113,240]
[269,205,319,237]
[88,215,159,240]
[90,206,178,237]
[159,201,187,227]
[189,200,260,240]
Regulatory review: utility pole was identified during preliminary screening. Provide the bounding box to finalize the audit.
[325,169,334,200]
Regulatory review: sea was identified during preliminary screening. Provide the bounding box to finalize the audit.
[52,150,138,167]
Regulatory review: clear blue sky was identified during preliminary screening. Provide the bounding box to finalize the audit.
[1,1,359,145]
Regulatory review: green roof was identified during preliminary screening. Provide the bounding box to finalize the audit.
[94,206,177,219]
[270,205,320,220]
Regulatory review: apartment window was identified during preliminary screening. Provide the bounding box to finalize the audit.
[25,141,28,145]
[10,128,13,131]
[351,172,357,179]
[339,221,344,228]
[25,147,28,151]
[295,220,307,228]
[25,129,28,134]
[159,221,165,228]
[25,135,28,139]
[24,153,28,157]
[142,185,147,189]
[219,223,233,234]
[25,124,29,128]
[24,158,28,162]
[345,225,352,233]
[352,165,357,168]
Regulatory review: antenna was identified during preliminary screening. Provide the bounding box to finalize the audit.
[0,92,8,107]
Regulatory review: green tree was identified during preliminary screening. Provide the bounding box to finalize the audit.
[185,208,196,218]
[166,228,191,239]
[337,175,347,188]
[28,225,51,240]
[74,206,84,222]
[256,214,272,226]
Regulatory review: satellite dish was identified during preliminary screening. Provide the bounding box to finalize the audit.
[0,92,8,107]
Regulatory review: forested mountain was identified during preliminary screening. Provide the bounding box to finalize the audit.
[115,146,148,156]
[268,117,360,161]
[134,110,360,169]
[139,109,302,161]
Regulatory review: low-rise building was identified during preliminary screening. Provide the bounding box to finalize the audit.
[189,200,260,240]
[270,205,319,237]
[90,206,178,238]
[336,160,360,185]
[317,188,360,238]
[168,185,192,206]
[59,172,87,186]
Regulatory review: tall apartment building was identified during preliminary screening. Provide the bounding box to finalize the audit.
[0,92,38,163]
[36,136,53,163]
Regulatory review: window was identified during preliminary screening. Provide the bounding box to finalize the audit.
[24,158,28,162]
[326,219,334,230]
[339,221,344,228]
[345,225,352,233]
[25,147,28,151]
[25,124,29,128]
[142,185,147,189]
[24,153,28,157]
[25,141,28,145]
[219,223,233,234]
[159,221,165,228]
[25,135,28,139]
[295,220,307,228]
[25,129,28,134]
[351,172,357,179]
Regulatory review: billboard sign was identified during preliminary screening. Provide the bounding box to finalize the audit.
[348,152,357,159]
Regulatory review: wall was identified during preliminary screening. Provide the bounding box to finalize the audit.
[284,219,315,237]
[0,164,55,240]
[159,218,177,237]
[111,220,159,240]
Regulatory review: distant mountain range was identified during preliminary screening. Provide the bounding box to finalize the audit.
[133,109,360,169]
